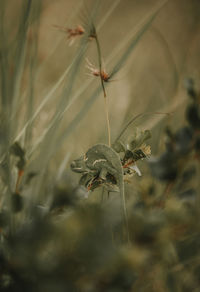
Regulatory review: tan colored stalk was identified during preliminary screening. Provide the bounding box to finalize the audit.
[94,31,111,146]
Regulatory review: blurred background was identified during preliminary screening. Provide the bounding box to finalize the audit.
[0,0,200,199]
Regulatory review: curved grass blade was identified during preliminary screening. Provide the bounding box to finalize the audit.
[150,27,179,91]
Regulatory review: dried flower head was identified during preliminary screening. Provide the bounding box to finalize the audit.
[67,25,85,39]
[121,143,151,179]
[140,144,151,156]
[86,59,111,82]
[54,24,85,45]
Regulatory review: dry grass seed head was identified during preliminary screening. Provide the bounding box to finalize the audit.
[86,58,111,82]
[54,24,85,45]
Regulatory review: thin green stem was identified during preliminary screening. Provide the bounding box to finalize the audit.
[104,94,111,147]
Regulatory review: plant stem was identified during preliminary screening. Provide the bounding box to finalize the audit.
[104,94,111,146]
[95,32,111,146]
